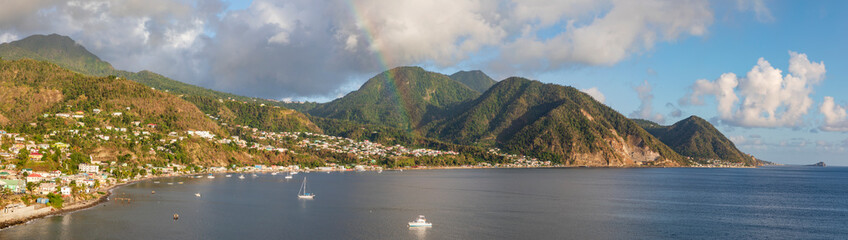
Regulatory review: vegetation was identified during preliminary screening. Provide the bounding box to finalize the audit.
[0,34,299,112]
[309,66,480,131]
[424,77,686,166]
[184,95,321,133]
[636,116,759,166]
[448,70,497,93]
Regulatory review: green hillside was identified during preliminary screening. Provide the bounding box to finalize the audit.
[0,34,320,133]
[638,116,758,166]
[449,70,497,93]
[309,66,480,131]
[184,95,322,133]
[426,77,687,166]
[0,34,292,109]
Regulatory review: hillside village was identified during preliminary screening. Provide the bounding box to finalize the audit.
[0,103,552,213]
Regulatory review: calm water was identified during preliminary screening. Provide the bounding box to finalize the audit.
[2,167,847,239]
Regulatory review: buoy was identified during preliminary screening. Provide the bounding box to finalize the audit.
[173,213,179,220]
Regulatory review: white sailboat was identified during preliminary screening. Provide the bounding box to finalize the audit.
[297,177,315,199]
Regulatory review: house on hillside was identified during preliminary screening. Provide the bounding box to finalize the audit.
[0,179,24,193]
[79,164,99,173]
[26,173,43,183]
[112,112,122,117]
[39,183,57,195]
[61,186,71,196]
[29,152,43,161]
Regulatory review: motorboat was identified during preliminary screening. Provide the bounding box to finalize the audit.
[408,215,432,227]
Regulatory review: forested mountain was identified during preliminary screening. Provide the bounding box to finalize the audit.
[0,34,319,134]
[0,34,290,108]
[425,77,687,166]
[636,116,759,165]
[0,34,760,167]
[0,59,218,132]
[183,95,321,134]
[449,70,497,93]
[308,66,480,131]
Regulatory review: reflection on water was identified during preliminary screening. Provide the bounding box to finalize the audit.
[409,226,428,239]
[1,167,848,239]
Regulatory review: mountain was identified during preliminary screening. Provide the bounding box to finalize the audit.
[0,58,219,132]
[0,34,114,76]
[449,70,497,93]
[637,116,758,166]
[309,66,480,130]
[0,34,318,134]
[0,34,293,109]
[183,95,321,133]
[425,77,687,166]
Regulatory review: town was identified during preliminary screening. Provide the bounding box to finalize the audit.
[0,105,553,221]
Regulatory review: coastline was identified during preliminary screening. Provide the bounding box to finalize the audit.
[0,173,188,230]
[0,165,759,230]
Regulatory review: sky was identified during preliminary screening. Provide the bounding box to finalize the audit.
[1,0,847,165]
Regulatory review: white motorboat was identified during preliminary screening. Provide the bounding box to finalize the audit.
[408,215,432,227]
[297,177,315,199]
[285,174,293,179]
[226,174,232,178]
[195,193,201,197]
[207,174,215,179]
[238,175,245,179]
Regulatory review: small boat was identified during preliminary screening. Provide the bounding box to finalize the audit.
[297,177,315,199]
[238,175,245,179]
[195,193,201,197]
[207,174,215,179]
[291,171,298,175]
[271,172,278,176]
[408,215,432,227]
[167,182,174,185]
[251,173,257,177]
[285,174,293,179]
[173,213,179,220]
[226,174,232,178]
[154,181,160,184]
[178,182,184,184]
[151,191,156,194]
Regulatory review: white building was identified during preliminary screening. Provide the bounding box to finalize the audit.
[79,164,100,173]
[61,186,72,196]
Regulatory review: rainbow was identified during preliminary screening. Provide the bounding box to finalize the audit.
[347,1,413,130]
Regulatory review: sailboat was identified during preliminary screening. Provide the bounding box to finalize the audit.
[297,177,315,199]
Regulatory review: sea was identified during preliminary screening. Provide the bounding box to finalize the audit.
[1,166,847,239]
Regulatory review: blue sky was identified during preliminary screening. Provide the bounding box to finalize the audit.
[2,0,846,165]
[420,1,848,165]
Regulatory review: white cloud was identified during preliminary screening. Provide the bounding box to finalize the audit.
[497,0,712,70]
[683,51,825,128]
[736,0,774,22]
[0,32,19,43]
[352,0,505,66]
[580,87,606,103]
[820,96,848,132]
[0,0,723,100]
[629,80,665,123]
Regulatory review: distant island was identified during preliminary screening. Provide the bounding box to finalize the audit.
[807,162,826,167]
